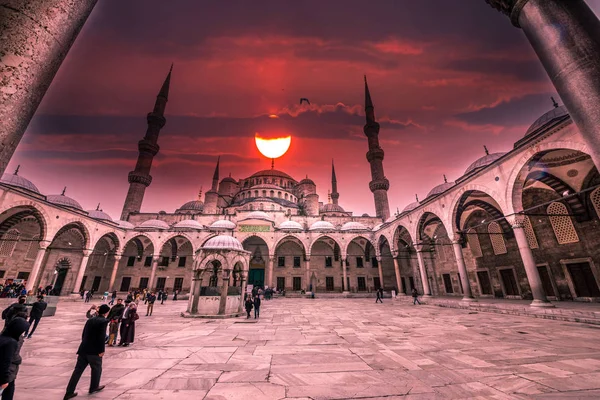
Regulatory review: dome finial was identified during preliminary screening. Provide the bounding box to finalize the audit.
[416,194,419,202]
[61,186,67,196]
[96,203,101,211]
[271,158,274,170]
[483,145,489,155]
[327,189,331,203]
[443,174,447,183]
[551,96,559,108]
[13,165,20,175]
[198,186,203,200]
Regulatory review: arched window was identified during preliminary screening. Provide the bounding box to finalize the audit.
[254,190,258,197]
[523,216,539,249]
[285,193,288,200]
[260,203,264,210]
[262,190,267,197]
[0,229,20,257]
[278,191,282,198]
[271,204,275,210]
[270,190,274,197]
[25,234,40,260]
[591,187,600,218]
[249,204,254,211]
[488,222,507,255]
[467,228,482,258]
[548,202,579,244]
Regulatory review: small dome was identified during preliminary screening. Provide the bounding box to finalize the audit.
[173,219,203,230]
[87,209,112,222]
[178,200,204,212]
[220,176,237,184]
[278,220,303,230]
[341,221,369,231]
[1,173,40,193]
[309,220,336,231]
[245,211,273,221]
[209,219,236,230]
[402,201,420,213]
[426,181,455,199]
[203,235,244,251]
[47,193,83,211]
[298,178,315,186]
[526,105,569,136]
[361,213,369,217]
[321,203,345,213]
[116,220,134,229]
[137,219,170,230]
[464,152,506,175]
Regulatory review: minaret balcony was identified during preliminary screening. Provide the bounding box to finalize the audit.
[146,112,166,128]
[369,178,390,192]
[366,147,385,162]
[138,140,160,155]
[128,171,152,186]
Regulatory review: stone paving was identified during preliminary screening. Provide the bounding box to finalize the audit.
[12,298,600,399]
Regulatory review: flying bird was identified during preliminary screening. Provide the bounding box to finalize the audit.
[300,98,310,105]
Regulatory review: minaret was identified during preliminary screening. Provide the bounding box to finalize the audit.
[203,157,220,214]
[120,65,172,220]
[331,159,339,206]
[363,76,390,220]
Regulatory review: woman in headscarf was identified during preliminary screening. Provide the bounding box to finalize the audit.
[0,317,29,400]
[119,303,138,347]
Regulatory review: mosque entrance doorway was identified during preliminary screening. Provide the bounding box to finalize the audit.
[53,265,70,296]
[248,269,264,288]
[566,262,600,298]
[242,236,268,289]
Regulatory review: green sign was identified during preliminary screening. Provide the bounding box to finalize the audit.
[239,225,270,232]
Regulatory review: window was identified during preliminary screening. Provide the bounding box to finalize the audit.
[156,277,166,291]
[159,256,169,267]
[357,277,367,291]
[477,271,493,295]
[373,277,381,290]
[325,256,333,267]
[467,228,482,258]
[276,277,285,291]
[523,216,539,249]
[178,256,187,267]
[372,257,378,268]
[293,256,301,268]
[278,191,282,198]
[0,229,19,257]
[270,190,274,197]
[127,256,136,267]
[499,269,519,296]
[591,187,600,218]
[285,193,288,200]
[262,190,267,197]
[443,274,453,293]
[144,256,153,267]
[566,262,600,297]
[174,277,184,292]
[488,222,507,255]
[293,277,302,291]
[25,235,40,260]
[278,257,285,267]
[120,277,131,292]
[548,202,579,244]
[16,271,30,280]
[326,277,334,291]
[0,271,4,278]
[457,273,463,294]
[139,277,149,289]
[356,257,364,268]
[345,259,350,267]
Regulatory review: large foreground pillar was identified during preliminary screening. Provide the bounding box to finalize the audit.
[149,256,159,290]
[0,0,98,175]
[266,255,274,288]
[415,248,431,296]
[72,250,91,294]
[305,256,311,291]
[392,254,404,295]
[341,257,349,293]
[451,241,476,302]
[376,256,385,290]
[25,243,48,291]
[107,255,122,292]
[486,0,600,168]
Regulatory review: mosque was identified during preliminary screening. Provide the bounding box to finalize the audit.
[0,67,599,307]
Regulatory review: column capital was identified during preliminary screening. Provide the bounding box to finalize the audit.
[485,0,531,27]
[113,254,122,261]
[506,214,527,229]
[305,254,311,262]
[152,255,161,262]
[82,249,92,257]
[376,255,382,262]
[37,241,49,250]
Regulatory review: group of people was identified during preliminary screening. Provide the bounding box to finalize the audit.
[0,283,27,299]
[244,293,262,319]
[375,287,422,305]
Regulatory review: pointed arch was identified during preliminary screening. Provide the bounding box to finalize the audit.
[309,235,342,255]
[274,235,307,255]
[526,170,588,221]
[0,201,49,242]
[157,232,197,255]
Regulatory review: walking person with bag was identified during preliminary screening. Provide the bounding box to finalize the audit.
[411,288,421,305]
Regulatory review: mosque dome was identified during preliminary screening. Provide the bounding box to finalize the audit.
[220,176,237,184]
[209,219,236,230]
[526,105,569,136]
[250,169,294,180]
[203,235,244,251]
[173,219,204,230]
[321,203,345,213]
[47,192,83,211]
[341,221,369,231]
[426,181,455,199]
[309,220,336,231]
[137,219,170,230]
[1,171,40,194]
[87,209,113,222]
[245,211,273,221]
[278,220,303,230]
[178,200,204,212]
[298,177,315,186]
[402,201,420,213]
[116,220,135,229]
[250,184,281,191]
[464,152,506,175]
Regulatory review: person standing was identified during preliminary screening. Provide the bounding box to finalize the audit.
[1,297,28,329]
[108,291,117,306]
[0,317,29,400]
[63,304,110,400]
[376,287,383,303]
[173,290,178,301]
[107,299,124,347]
[24,296,47,338]
[253,295,261,319]
[411,288,421,305]
[161,291,168,305]
[146,293,156,316]
[244,295,253,319]
[119,303,138,347]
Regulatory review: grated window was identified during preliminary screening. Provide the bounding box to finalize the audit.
[591,187,600,218]
[0,229,20,257]
[467,228,482,258]
[25,235,40,260]
[547,202,579,244]
[488,222,507,255]
[523,216,538,249]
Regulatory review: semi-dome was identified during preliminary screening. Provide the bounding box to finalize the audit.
[116,220,134,229]
[402,201,420,213]
[298,177,315,186]
[464,152,506,175]
[278,220,303,230]
[203,235,244,251]
[220,176,237,184]
[309,220,336,231]
[209,219,236,230]
[137,219,170,230]
[173,219,203,230]
[178,200,204,212]
[426,181,455,199]
[87,209,112,222]
[250,169,294,180]
[525,105,568,136]
[341,221,369,231]
[244,211,273,221]
[47,192,83,211]
[1,172,40,194]
[321,203,345,213]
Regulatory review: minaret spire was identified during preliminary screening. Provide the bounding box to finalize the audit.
[211,156,220,191]
[121,65,172,220]
[331,159,339,206]
[363,76,390,221]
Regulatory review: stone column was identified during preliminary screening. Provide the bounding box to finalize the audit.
[305,256,311,291]
[451,240,476,302]
[511,219,554,307]
[25,242,48,291]
[238,271,247,314]
[342,256,349,293]
[486,0,600,168]
[107,255,122,292]
[376,256,384,290]
[392,252,404,295]
[415,248,431,296]
[0,1,98,175]
[218,269,230,315]
[190,271,203,314]
[266,255,274,288]
[149,256,159,290]
[72,249,92,294]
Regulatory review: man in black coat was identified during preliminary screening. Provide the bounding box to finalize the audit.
[0,317,29,400]
[1,296,28,329]
[25,295,47,338]
[63,304,110,400]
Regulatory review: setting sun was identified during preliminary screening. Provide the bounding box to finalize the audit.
[255,134,291,159]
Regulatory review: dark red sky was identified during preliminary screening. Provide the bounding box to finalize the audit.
[11,0,600,219]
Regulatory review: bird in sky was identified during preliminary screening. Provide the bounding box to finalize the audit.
[300,98,310,105]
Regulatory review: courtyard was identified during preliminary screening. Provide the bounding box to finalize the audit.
[12,298,600,399]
